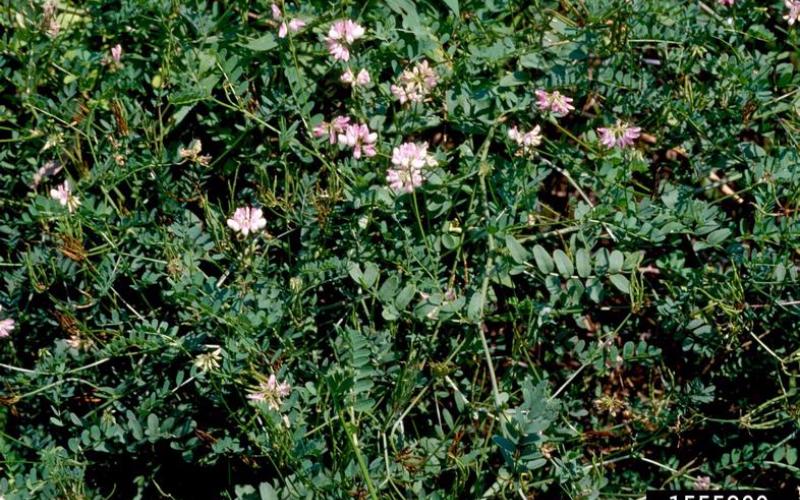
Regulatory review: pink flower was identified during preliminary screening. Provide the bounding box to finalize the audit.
[597,120,642,149]
[271,4,305,38]
[392,142,437,170]
[31,160,62,188]
[341,69,355,84]
[50,181,80,213]
[356,69,371,86]
[227,207,267,236]
[341,68,370,87]
[391,60,438,104]
[279,19,306,38]
[43,0,60,37]
[0,310,14,339]
[0,318,13,338]
[693,476,711,490]
[332,115,351,130]
[718,0,734,5]
[507,125,542,155]
[111,44,122,64]
[313,115,350,144]
[338,123,377,159]
[535,90,575,116]
[386,142,437,193]
[786,1,800,25]
[325,19,365,61]
[287,19,305,32]
[248,374,291,410]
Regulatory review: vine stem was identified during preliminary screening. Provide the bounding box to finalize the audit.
[339,409,379,500]
[411,191,434,259]
[539,156,618,242]
[476,124,503,409]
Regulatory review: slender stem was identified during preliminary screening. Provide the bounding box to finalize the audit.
[476,124,502,409]
[411,191,434,259]
[539,156,618,242]
[550,361,589,400]
[339,409,379,500]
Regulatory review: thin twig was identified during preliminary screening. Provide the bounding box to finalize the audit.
[539,157,618,242]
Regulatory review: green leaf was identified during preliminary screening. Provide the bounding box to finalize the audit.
[347,262,362,284]
[707,228,731,245]
[244,34,278,52]
[576,248,591,278]
[609,250,624,273]
[441,233,459,250]
[594,248,610,275]
[385,0,424,35]
[127,412,143,441]
[146,413,159,436]
[774,264,787,282]
[505,234,529,264]
[526,458,547,470]
[382,304,400,321]
[623,341,635,358]
[259,482,279,500]
[566,278,584,304]
[492,434,517,454]
[553,249,573,277]
[395,284,416,309]
[362,263,380,289]
[623,250,643,272]
[533,245,554,274]
[467,291,484,321]
[609,274,630,294]
[69,413,82,426]
[443,0,460,17]
[378,275,400,302]
[498,71,529,87]
[787,447,798,466]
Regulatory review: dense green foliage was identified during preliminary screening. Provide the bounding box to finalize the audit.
[1,0,800,498]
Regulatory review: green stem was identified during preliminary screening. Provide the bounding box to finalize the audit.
[339,409,379,500]
[411,191,434,259]
[476,124,502,409]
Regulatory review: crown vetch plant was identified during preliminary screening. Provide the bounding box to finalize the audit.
[1,0,799,498]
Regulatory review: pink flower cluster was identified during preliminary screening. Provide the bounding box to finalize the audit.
[325,19,365,61]
[597,120,641,149]
[386,142,437,193]
[508,125,542,155]
[338,123,377,159]
[313,116,351,144]
[535,89,575,116]
[786,1,800,25]
[391,60,438,104]
[341,68,370,87]
[111,44,122,64]
[313,116,377,159]
[718,0,734,6]
[248,374,291,410]
[227,207,267,236]
[50,180,81,213]
[271,4,305,38]
[0,306,14,339]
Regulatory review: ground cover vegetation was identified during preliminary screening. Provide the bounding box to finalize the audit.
[1,0,800,498]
